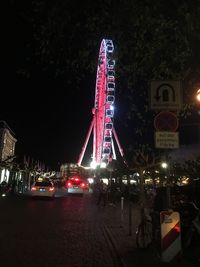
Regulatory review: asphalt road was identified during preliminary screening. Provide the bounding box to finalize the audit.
[0,193,121,267]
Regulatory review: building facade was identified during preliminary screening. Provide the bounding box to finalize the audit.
[0,121,17,184]
[0,121,17,162]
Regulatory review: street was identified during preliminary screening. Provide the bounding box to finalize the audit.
[0,193,121,267]
[0,189,198,267]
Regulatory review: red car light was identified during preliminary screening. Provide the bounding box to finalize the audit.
[48,187,55,192]
[74,178,79,181]
[31,187,37,191]
[80,183,85,188]
[67,182,72,188]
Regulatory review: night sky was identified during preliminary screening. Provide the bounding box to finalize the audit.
[3,2,93,169]
[3,54,96,169]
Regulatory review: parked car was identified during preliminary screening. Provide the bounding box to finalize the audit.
[31,180,55,198]
[65,176,88,194]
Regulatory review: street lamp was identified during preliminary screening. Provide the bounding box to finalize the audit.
[161,162,168,169]
[196,88,200,102]
[100,162,107,168]
[90,161,97,169]
[161,161,171,209]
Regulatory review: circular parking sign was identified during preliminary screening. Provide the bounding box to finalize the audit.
[154,111,178,131]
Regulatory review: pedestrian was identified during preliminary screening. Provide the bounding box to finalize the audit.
[10,179,16,196]
[108,179,117,206]
[97,180,108,206]
[153,187,165,212]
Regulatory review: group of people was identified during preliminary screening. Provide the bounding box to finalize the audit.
[0,180,16,196]
[95,179,120,207]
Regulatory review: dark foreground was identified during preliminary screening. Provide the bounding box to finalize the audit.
[0,191,198,267]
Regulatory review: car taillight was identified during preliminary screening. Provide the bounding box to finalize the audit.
[80,183,85,188]
[67,182,72,188]
[49,187,55,192]
[31,187,36,191]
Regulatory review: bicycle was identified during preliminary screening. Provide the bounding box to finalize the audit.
[136,205,161,255]
[136,206,153,249]
[179,201,200,264]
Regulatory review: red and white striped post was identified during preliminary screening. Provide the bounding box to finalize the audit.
[160,210,182,262]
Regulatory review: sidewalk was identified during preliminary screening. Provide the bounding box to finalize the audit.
[100,200,197,267]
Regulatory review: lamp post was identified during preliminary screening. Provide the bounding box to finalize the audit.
[161,161,171,209]
[196,88,200,102]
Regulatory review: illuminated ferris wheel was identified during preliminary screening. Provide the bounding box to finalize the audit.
[77,39,125,168]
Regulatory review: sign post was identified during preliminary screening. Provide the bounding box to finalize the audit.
[150,80,181,209]
[154,111,179,209]
[154,111,179,132]
[154,111,179,149]
[155,132,179,149]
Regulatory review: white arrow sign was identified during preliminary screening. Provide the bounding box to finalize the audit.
[150,81,182,110]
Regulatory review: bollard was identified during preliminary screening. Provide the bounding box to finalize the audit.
[120,197,124,227]
[121,196,124,210]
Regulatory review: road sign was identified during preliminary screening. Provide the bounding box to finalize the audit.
[155,132,179,149]
[154,111,178,131]
[150,81,182,110]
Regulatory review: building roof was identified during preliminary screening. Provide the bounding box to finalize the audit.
[0,120,15,136]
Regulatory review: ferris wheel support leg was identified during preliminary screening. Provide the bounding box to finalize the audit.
[111,139,117,160]
[113,128,128,167]
[77,117,94,166]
